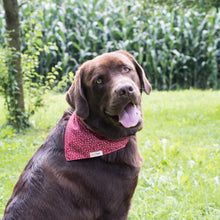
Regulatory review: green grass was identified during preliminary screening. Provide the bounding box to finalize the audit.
[0,90,220,219]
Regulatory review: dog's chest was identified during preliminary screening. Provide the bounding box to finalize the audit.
[66,159,139,208]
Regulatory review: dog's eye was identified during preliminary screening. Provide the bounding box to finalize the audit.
[96,78,103,85]
[123,67,130,72]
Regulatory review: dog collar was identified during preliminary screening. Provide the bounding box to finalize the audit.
[64,112,130,161]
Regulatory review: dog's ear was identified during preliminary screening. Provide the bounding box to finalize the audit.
[66,67,89,119]
[116,50,152,95]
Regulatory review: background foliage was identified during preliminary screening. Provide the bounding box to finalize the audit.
[0,0,220,91]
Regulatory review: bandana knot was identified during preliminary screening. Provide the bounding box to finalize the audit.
[64,112,130,161]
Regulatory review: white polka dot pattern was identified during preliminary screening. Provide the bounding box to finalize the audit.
[64,112,130,161]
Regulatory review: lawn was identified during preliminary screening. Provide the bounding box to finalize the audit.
[0,90,220,219]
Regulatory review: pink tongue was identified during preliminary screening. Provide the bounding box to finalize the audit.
[119,105,141,128]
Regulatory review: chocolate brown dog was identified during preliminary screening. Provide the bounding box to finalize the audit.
[3,50,151,220]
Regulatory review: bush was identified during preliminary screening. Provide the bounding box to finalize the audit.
[0,0,219,90]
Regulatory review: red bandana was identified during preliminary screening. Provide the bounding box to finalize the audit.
[64,112,130,161]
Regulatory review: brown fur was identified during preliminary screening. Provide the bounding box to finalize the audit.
[3,50,151,220]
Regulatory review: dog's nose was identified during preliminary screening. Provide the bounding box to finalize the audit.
[116,84,134,97]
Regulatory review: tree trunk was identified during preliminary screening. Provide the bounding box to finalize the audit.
[3,0,27,129]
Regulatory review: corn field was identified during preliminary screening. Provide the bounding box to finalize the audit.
[0,0,220,90]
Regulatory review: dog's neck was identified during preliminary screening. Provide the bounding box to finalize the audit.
[64,112,130,161]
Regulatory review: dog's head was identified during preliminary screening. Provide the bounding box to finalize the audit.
[66,50,151,139]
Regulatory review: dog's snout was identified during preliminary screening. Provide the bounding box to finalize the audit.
[116,84,134,97]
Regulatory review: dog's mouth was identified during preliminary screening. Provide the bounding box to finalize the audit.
[105,103,142,128]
